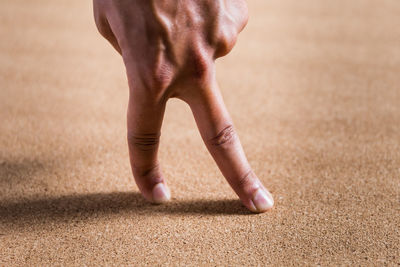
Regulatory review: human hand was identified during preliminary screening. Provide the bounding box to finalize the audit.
[93,0,274,213]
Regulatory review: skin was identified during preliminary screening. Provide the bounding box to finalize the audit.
[93,0,274,213]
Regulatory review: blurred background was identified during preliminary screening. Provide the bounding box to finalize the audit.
[0,0,399,265]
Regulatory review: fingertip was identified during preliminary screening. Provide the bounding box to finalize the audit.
[248,188,274,213]
[151,183,171,204]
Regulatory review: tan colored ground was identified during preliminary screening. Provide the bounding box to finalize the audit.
[1,0,399,265]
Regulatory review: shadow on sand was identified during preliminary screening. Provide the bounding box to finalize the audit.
[0,191,252,231]
[0,157,253,233]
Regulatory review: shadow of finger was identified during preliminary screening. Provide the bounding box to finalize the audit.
[0,191,252,232]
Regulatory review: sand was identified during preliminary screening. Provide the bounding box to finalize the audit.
[0,0,399,265]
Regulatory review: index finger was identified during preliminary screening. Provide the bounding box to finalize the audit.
[184,78,274,213]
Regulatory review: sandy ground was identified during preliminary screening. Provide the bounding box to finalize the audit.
[1,0,399,265]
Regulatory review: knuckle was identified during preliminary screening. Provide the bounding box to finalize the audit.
[208,125,237,147]
[236,169,254,189]
[187,50,212,81]
[132,164,164,186]
[145,43,176,92]
[131,45,176,98]
[238,1,249,30]
[94,17,107,38]
[214,27,238,58]
[153,64,174,91]
[93,4,112,40]
[94,19,108,38]
[127,132,160,152]
[149,58,175,92]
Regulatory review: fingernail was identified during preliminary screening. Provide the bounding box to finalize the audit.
[152,183,171,203]
[251,188,274,212]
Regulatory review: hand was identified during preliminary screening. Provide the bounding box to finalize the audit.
[93,0,274,213]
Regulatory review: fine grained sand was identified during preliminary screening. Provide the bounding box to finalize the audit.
[0,0,399,265]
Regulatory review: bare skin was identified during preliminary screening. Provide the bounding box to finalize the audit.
[93,0,274,213]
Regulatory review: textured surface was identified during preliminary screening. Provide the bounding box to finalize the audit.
[1,0,399,265]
